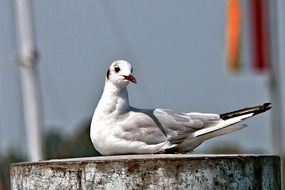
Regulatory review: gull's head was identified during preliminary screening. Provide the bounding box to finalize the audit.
[106,60,136,88]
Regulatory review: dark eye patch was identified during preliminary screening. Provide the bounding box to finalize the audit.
[106,69,110,79]
[114,66,120,73]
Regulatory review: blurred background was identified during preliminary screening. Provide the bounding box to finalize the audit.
[0,0,285,189]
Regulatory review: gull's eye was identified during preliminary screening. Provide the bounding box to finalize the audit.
[114,66,120,73]
[131,67,133,73]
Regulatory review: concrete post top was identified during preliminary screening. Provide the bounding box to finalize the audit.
[10,154,281,190]
[11,153,280,166]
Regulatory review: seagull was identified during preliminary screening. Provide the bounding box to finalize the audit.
[90,60,271,155]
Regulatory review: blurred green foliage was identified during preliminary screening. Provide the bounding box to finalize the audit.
[44,119,100,159]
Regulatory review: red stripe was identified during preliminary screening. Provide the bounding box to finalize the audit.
[250,0,270,73]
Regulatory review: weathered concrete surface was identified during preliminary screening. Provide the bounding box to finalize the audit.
[10,154,280,190]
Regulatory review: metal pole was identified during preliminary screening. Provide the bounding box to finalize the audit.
[14,0,43,161]
[268,0,284,157]
[268,0,284,189]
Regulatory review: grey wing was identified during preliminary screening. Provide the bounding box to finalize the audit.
[153,108,220,144]
[116,109,170,146]
[116,107,220,148]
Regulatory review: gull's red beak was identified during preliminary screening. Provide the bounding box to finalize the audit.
[124,74,137,83]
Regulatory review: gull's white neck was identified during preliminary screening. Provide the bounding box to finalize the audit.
[95,80,130,117]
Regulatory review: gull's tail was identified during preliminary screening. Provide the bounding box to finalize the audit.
[174,103,272,152]
[193,103,272,138]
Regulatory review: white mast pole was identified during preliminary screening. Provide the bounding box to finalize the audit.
[14,0,43,161]
[268,0,284,189]
[268,0,284,156]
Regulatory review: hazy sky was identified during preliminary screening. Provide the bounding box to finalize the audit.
[0,0,284,156]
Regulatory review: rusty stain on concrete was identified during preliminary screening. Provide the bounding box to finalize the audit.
[10,154,280,190]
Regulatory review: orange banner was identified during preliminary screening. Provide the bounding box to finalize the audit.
[226,0,242,73]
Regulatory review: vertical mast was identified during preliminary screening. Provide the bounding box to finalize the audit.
[14,0,43,161]
[268,0,284,188]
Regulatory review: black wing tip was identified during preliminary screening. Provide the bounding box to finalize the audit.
[263,102,272,109]
[253,102,272,115]
[220,102,272,120]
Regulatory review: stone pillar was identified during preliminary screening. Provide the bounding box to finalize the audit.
[10,154,280,190]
